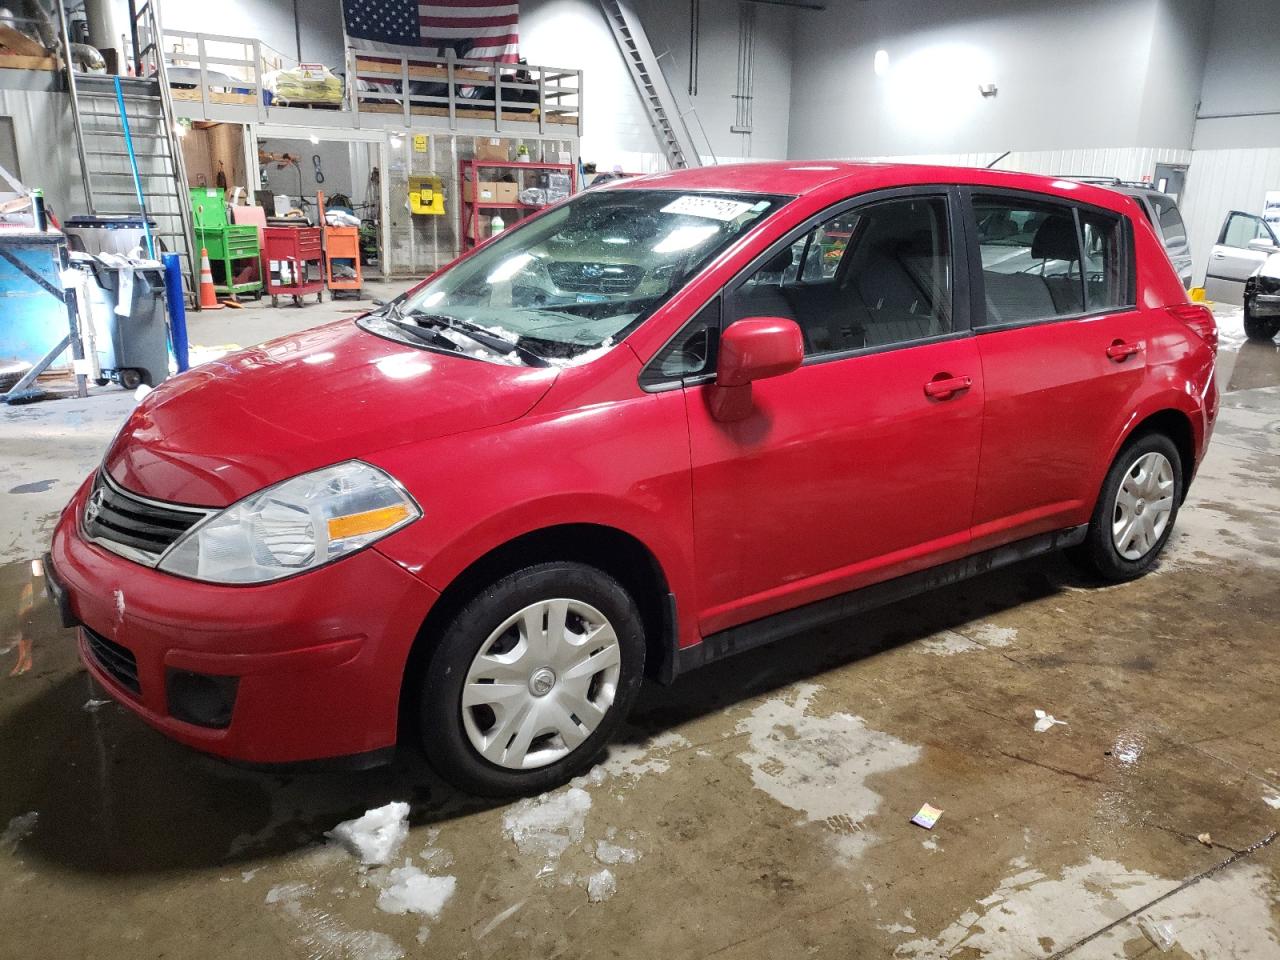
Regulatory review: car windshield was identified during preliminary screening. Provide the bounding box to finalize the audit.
[360,188,787,366]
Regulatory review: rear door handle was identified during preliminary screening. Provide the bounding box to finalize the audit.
[923,375,973,400]
[1106,340,1142,362]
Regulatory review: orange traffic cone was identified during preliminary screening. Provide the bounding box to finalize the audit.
[198,248,224,310]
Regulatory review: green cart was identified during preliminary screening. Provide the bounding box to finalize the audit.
[190,187,262,300]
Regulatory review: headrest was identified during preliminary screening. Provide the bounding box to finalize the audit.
[1031,216,1079,262]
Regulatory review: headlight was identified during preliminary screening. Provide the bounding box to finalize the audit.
[158,461,420,584]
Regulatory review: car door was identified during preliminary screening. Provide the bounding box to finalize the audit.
[965,190,1147,551]
[1206,211,1280,305]
[669,189,984,636]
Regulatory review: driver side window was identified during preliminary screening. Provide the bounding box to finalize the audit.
[729,195,954,357]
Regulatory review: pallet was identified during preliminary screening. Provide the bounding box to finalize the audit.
[0,54,57,70]
[171,87,256,106]
[355,57,492,84]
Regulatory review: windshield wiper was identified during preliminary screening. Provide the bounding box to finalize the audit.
[408,311,549,368]
[378,315,468,355]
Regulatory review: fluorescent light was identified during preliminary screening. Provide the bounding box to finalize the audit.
[309,133,320,145]
[874,49,889,76]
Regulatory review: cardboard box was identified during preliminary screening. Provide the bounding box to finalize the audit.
[464,180,520,204]
[476,137,512,161]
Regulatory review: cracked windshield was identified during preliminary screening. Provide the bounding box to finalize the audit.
[359,189,786,366]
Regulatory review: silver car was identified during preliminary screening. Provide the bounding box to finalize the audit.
[1066,179,1193,289]
[1206,209,1280,307]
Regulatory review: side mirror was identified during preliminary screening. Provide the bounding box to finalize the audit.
[708,317,804,421]
[1248,238,1278,253]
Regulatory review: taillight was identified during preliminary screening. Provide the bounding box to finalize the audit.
[1168,303,1217,353]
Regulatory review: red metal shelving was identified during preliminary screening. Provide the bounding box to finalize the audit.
[458,159,576,250]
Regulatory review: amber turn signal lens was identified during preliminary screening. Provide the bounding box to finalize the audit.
[327,504,411,541]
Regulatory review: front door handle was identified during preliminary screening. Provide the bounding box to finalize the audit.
[1106,340,1142,362]
[923,375,973,400]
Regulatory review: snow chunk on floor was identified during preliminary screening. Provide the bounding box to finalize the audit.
[325,801,410,865]
[502,787,592,865]
[595,839,639,865]
[2,811,37,852]
[82,698,110,712]
[376,864,457,919]
[1264,794,1280,810]
[585,868,616,903]
[736,683,921,863]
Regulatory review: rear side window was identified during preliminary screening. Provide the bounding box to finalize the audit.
[1150,196,1187,246]
[973,196,1084,324]
[973,195,1134,325]
[1079,209,1128,312]
[730,195,953,356]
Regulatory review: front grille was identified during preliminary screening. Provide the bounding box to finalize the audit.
[546,262,644,295]
[83,472,210,565]
[84,627,140,695]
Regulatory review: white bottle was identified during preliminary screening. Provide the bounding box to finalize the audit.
[491,214,505,235]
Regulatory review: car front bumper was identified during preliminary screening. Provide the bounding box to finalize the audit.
[1248,292,1280,317]
[49,479,438,765]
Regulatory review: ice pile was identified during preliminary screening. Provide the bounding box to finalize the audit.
[326,801,411,866]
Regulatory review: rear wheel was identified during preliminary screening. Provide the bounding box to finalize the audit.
[1072,433,1183,582]
[418,562,645,796]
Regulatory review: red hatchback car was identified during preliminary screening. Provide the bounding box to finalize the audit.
[49,163,1218,795]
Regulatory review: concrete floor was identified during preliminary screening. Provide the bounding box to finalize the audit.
[1,301,1278,959]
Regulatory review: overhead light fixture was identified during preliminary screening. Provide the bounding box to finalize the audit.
[874,49,889,76]
[978,82,998,98]
[390,134,403,149]
[309,133,319,145]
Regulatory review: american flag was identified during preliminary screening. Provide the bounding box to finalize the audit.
[343,0,520,62]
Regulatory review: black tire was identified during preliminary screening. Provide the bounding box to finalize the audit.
[1243,304,1280,342]
[418,562,646,796]
[1071,432,1183,582]
[117,368,143,391]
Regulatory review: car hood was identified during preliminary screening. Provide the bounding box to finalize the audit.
[103,318,558,507]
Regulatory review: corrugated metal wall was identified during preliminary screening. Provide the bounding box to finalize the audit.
[0,87,86,217]
[1179,148,1280,285]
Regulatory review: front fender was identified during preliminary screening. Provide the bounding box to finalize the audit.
[366,387,700,648]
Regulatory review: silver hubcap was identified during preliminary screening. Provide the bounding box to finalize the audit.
[461,598,622,770]
[1112,451,1175,561]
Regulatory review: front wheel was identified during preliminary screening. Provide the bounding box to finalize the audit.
[1072,433,1183,582]
[419,562,646,796]
[1243,304,1280,342]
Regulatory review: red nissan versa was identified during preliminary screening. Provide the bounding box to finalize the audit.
[48,163,1218,795]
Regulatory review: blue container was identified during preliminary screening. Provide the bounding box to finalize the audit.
[0,233,69,365]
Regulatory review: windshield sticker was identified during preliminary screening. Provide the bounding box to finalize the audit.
[661,195,757,222]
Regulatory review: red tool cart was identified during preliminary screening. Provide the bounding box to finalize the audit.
[318,192,362,299]
[262,223,324,307]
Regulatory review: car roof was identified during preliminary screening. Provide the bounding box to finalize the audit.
[610,161,1137,214]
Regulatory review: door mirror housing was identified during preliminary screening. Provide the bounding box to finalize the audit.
[708,317,804,421]
[1248,237,1279,253]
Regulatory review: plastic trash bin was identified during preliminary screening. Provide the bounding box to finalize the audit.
[72,255,170,389]
[64,215,157,258]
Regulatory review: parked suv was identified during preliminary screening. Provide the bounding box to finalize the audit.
[48,164,1219,795]
[1067,178,1193,288]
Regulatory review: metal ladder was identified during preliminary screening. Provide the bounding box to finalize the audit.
[60,1,198,299]
[598,0,703,169]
